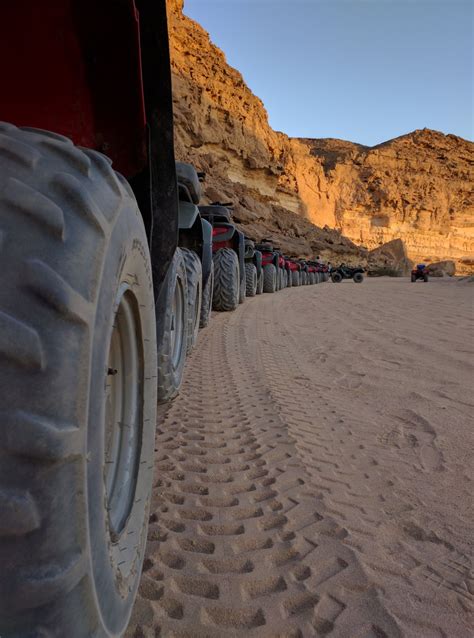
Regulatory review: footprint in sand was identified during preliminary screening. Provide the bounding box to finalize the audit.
[398,409,444,472]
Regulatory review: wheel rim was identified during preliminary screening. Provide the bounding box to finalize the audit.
[170,276,185,368]
[104,285,143,538]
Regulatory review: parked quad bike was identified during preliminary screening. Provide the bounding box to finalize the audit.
[255,239,280,293]
[244,238,263,297]
[411,265,429,282]
[331,265,365,283]
[199,202,246,311]
[0,3,212,636]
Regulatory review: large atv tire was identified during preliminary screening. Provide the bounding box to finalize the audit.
[200,261,214,327]
[156,248,188,403]
[332,272,343,283]
[256,269,264,295]
[239,268,246,304]
[286,270,292,288]
[291,270,300,286]
[182,248,202,354]
[245,262,258,297]
[0,124,157,637]
[353,272,364,283]
[411,274,416,282]
[213,248,240,311]
[423,273,429,282]
[263,263,277,293]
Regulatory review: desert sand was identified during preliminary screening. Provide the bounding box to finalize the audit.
[126,277,473,637]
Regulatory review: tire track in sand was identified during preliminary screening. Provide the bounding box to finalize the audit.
[126,293,400,637]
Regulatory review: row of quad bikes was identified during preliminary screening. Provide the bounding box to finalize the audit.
[0,3,329,637]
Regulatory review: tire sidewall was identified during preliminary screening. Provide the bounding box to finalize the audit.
[87,206,156,635]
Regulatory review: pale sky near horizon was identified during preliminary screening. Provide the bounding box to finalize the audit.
[184,0,473,146]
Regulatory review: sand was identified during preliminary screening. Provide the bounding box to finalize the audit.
[126,276,473,637]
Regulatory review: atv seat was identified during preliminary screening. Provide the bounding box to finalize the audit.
[176,162,201,205]
[199,204,232,225]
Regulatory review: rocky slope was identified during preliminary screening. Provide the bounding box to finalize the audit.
[168,0,474,273]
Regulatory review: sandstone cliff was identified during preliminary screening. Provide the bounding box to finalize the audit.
[168,0,474,273]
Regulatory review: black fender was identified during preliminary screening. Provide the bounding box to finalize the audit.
[272,253,279,268]
[234,230,246,288]
[178,200,200,230]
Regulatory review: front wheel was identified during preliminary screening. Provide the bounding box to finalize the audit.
[353,272,364,283]
[423,274,429,282]
[0,124,157,637]
[182,248,202,354]
[263,263,277,293]
[245,262,258,297]
[156,248,189,402]
[331,272,343,283]
[212,248,240,311]
[291,270,300,286]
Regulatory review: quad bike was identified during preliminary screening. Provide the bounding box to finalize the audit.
[286,258,302,286]
[331,265,365,283]
[255,239,280,293]
[411,264,429,282]
[306,261,319,284]
[199,202,246,311]
[244,238,263,296]
[0,2,212,636]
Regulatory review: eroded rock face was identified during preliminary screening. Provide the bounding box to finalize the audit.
[168,1,474,272]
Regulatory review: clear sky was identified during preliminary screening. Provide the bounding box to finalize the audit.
[184,0,473,146]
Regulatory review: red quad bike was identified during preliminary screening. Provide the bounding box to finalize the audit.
[286,258,303,286]
[306,261,319,284]
[0,2,213,636]
[244,238,263,296]
[411,264,429,282]
[298,260,311,285]
[199,202,246,311]
[255,239,280,293]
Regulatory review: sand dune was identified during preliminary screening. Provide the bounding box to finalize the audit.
[127,277,473,637]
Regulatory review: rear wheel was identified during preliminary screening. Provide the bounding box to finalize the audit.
[263,263,277,293]
[423,273,429,282]
[332,272,343,283]
[200,261,214,327]
[0,124,157,637]
[156,248,188,402]
[182,248,202,354]
[212,248,240,311]
[286,270,292,287]
[353,272,364,283]
[411,274,416,282]
[291,270,299,286]
[245,262,258,297]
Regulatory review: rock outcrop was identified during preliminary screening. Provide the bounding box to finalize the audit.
[168,0,474,273]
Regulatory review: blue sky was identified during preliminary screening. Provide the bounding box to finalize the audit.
[184,0,473,146]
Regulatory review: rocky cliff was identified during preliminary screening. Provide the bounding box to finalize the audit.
[168,0,474,273]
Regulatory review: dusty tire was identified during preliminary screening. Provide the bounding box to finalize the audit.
[0,124,157,637]
[245,262,258,297]
[182,248,202,354]
[353,272,364,283]
[291,270,299,286]
[263,263,277,293]
[156,248,188,403]
[256,269,264,295]
[423,274,429,282]
[331,272,343,283]
[239,267,246,304]
[286,270,292,288]
[411,274,416,282]
[212,248,240,311]
[200,261,214,327]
